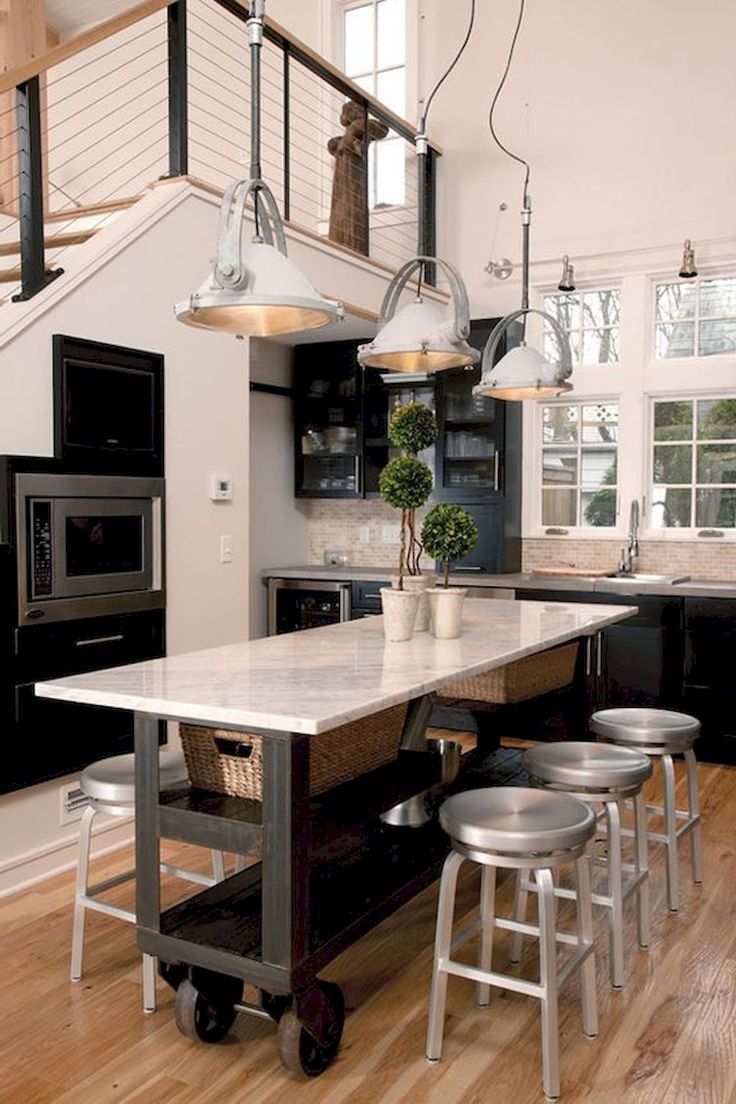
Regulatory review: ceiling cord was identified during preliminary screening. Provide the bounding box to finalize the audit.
[488,0,531,207]
[419,0,476,135]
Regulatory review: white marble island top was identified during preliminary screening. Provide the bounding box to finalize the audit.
[36,599,636,736]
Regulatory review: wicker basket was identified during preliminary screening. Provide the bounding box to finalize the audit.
[179,702,407,800]
[437,642,579,706]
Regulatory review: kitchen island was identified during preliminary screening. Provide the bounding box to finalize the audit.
[36,598,635,1075]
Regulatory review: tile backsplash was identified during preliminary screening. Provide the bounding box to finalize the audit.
[306,502,736,580]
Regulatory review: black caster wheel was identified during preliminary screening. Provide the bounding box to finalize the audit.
[174,977,238,1043]
[277,980,345,1077]
[260,989,292,1024]
[158,960,188,992]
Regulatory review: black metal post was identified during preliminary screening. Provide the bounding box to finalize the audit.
[13,77,62,302]
[361,103,370,257]
[166,0,189,177]
[134,713,162,935]
[419,145,437,287]
[282,44,291,221]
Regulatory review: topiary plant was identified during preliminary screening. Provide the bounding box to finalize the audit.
[421,503,479,587]
[386,401,437,576]
[379,454,434,588]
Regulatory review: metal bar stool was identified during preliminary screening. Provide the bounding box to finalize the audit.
[72,750,227,1013]
[516,742,652,990]
[591,707,703,912]
[427,787,598,1102]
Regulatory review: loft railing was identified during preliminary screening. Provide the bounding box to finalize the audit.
[0,0,440,303]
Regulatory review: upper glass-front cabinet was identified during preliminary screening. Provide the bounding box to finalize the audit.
[294,342,362,498]
[436,366,501,499]
[363,370,436,495]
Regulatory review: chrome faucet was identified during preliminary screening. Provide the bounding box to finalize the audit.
[619,499,640,575]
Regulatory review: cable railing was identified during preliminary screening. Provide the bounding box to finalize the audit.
[0,0,440,304]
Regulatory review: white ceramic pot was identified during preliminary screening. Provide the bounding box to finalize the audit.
[391,574,431,632]
[427,587,467,640]
[380,587,421,642]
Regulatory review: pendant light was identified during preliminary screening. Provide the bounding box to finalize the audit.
[358,1,478,374]
[175,1,342,337]
[473,0,573,401]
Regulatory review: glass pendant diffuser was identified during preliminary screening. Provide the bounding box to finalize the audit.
[175,1,342,337]
[358,255,479,372]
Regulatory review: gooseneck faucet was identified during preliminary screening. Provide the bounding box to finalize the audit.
[619,499,640,575]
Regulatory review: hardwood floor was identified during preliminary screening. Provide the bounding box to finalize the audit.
[2,747,735,1103]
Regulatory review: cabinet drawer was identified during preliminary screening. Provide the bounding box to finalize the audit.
[352,580,390,612]
[523,590,682,628]
[15,609,164,682]
[684,597,736,628]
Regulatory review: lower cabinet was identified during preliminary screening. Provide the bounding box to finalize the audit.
[682,598,736,764]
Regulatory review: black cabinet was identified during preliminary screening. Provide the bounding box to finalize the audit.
[682,598,736,764]
[294,341,363,498]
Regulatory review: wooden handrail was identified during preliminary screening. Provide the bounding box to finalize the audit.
[0,0,171,93]
[0,0,442,154]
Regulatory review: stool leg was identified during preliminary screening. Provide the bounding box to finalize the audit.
[662,754,680,912]
[574,854,598,1040]
[71,804,96,982]
[477,865,497,1007]
[684,749,703,885]
[605,799,625,990]
[142,953,157,1013]
[633,790,651,949]
[210,850,226,882]
[537,867,560,1102]
[426,850,465,1062]
[509,869,529,964]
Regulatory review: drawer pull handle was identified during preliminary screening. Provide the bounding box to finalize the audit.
[74,634,124,647]
[363,592,382,600]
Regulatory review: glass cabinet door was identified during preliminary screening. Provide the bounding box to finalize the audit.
[362,369,437,496]
[437,366,502,498]
[295,345,362,497]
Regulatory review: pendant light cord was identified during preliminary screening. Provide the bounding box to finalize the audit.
[419,0,476,136]
[488,0,530,208]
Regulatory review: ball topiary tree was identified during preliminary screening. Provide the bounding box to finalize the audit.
[421,503,479,587]
[379,454,434,589]
[386,401,437,576]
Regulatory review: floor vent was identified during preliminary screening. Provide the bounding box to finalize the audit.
[60,781,90,825]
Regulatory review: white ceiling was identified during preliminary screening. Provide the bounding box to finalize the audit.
[45,0,143,39]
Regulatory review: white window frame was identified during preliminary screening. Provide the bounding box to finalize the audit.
[652,274,736,362]
[543,287,622,369]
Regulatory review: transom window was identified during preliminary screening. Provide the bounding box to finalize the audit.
[542,402,619,527]
[651,398,736,529]
[655,277,736,358]
[342,0,406,207]
[543,289,621,365]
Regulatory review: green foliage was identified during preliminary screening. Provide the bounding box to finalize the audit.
[582,461,617,527]
[379,456,434,510]
[388,402,437,455]
[421,504,478,580]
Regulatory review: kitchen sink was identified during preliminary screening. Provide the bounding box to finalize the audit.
[603,573,690,585]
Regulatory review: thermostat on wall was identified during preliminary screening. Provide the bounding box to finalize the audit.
[210,476,233,501]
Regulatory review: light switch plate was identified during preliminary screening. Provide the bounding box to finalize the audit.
[220,535,233,563]
[358,525,370,544]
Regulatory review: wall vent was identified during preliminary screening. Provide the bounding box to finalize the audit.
[60,781,90,825]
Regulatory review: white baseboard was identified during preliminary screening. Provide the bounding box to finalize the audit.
[0,816,134,899]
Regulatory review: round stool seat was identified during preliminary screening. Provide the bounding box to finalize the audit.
[591,708,700,752]
[440,786,595,856]
[524,741,652,791]
[80,750,189,805]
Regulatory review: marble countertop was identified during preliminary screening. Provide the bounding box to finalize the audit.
[262,565,736,599]
[36,599,635,736]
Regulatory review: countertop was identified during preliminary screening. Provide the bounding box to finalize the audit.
[262,565,736,600]
[35,599,634,736]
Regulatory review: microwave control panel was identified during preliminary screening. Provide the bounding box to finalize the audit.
[30,499,52,598]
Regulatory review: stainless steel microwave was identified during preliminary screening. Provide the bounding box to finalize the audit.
[15,473,164,625]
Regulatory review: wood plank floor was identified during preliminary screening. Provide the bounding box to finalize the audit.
[2,743,735,1104]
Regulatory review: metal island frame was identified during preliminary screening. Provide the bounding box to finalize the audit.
[36,598,636,1075]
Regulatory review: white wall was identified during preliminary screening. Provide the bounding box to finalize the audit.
[248,340,310,638]
[0,189,250,893]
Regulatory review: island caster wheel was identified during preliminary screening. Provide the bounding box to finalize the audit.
[174,977,239,1043]
[277,980,345,1077]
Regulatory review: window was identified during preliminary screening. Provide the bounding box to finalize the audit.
[651,398,736,529]
[655,277,736,358]
[541,402,619,527]
[342,0,406,207]
[543,289,621,364]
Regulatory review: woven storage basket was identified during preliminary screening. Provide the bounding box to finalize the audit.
[437,642,579,706]
[179,702,407,799]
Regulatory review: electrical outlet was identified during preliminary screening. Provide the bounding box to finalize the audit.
[381,524,401,545]
[324,549,348,565]
[358,526,370,544]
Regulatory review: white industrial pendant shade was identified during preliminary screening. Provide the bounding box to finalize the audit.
[175,1,341,338]
[474,307,573,401]
[175,180,341,337]
[358,256,479,373]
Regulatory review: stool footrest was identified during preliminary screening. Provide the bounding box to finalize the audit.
[77,895,135,925]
